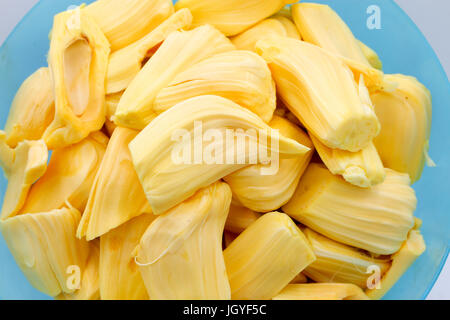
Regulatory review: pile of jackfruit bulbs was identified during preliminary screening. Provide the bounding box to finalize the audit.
[0,0,433,300]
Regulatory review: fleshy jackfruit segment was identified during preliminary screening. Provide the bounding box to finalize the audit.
[106,9,193,94]
[154,50,276,123]
[134,182,232,300]
[45,8,110,149]
[272,15,301,40]
[77,128,152,241]
[273,283,370,300]
[225,204,261,234]
[4,68,55,147]
[358,40,383,70]
[114,25,235,129]
[224,212,316,300]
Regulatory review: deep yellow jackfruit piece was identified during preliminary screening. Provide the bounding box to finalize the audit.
[20,132,108,215]
[0,207,90,297]
[303,229,391,288]
[0,132,48,220]
[100,214,155,300]
[273,283,370,300]
[106,9,193,94]
[358,40,383,70]
[272,15,301,40]
[256,37,380,152]
[283,164,416,255]
[366,229,426,299]
[224,212,316,300]
[154,50,276,122]
[175,0,298,36]
[371,74,433,183]
[114,25,235,129]
[77,128,152,240]
[225,204,261,234]
[134,182,232,300]
[4,68,54,147]
[224,116,314,212]
[45,8,110,149]
[85,0,174,51]
[129,95,310,215]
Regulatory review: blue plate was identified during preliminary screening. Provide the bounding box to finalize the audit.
[0,0,449,300]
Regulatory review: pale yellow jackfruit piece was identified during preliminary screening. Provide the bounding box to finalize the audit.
[224,116,314,212]
[20,132,108,215]
[134,182,232,300]
[106,9,193,94]
[175,0,298,36]
[366,229,426,299]
[85,0,174,51]
[283,164,417,255]
[114,25,235,129]
[100,214,155,300]
[77,128,152,240]
[129,95,310,215]
[272,15,301,40]
[358,40,383,70]
[273,283,370,300]
[256,37,380,152]
[224,212,316,300]
[103,92,122,136]
[154,50,276,122]
[0,207,90,297]
[223,231,238,248]
[371,74,433,183]
[290,273,308,284]
[45,8,110,149]
[303,229,391,288]
[0,132,48,220]
[225,204,261,234]
[4,68,54,147]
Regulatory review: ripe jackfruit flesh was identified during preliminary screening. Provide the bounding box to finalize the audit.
[273,283,370,300]
[358,40,383,70]
[272,14,301,40]
[225,204,261,234]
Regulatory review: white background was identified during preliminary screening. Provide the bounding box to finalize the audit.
[0,0,448,300]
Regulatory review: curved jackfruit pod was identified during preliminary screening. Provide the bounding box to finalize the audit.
[273,283,370,300]
[225,204,261,234]
[154,50,276,122]
[134,182,232,300]
[358,40,383,70]
[129,95,310,214]
[272,15,301,40]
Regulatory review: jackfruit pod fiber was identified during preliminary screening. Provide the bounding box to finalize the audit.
[175,0,298,36]
[271,13,301,40]
[45,8,110,149]
[78,128,152,241]
[256,37,380,152]
[0,207,90,297]
[154,50,276,123]
[283,164,417,255]
[104,92,122,136]
[371,74,433,183]
[303,228,390,288]
[225,204,261,234]
[4,68,54,147]
[20,132,108,215]
[224,212,316,300]
[129,95,310,215]
[85,0,174,51]
[100,214,155,300]
[358,40,383,70]
[134,182,232,300]
[273,283,369,300]
[0,132,48,220]
[114,25,235,129]
[106,9,193,94]
[224,116,314,212]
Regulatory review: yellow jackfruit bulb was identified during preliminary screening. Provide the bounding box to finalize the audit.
[225,204,261,234]
[106,9,193,94]
[272,15,301,40]
[303,228,391,288]
[0,132,48,220]
[256,37,380,152]
[371,74,433,183]
[283,164,417,255]
[45,8,110,149]
[85,0,174,51]
[114,25,235,129]
[20,132,108,215]
[129,95,310,214]
[224,212,316,300]
[0,207,90,297]
[154,50,276,122]
[100,214,156,300]
[273,283,370,300]
[366,229,426,300]
[134,182,232,300]
[175,0,298,36]
[77,128,152,240]
[224,116,314,212]
[358,40,383,70]
[4,68,54,147]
